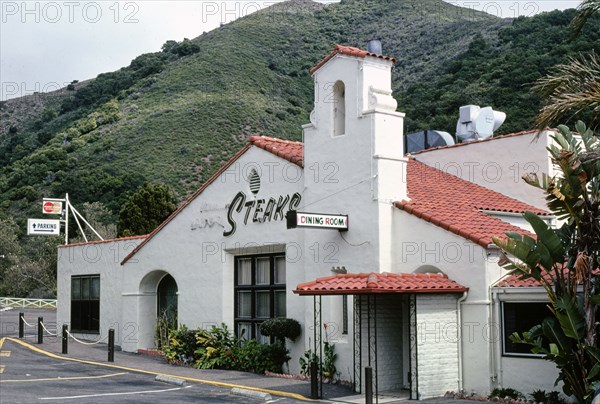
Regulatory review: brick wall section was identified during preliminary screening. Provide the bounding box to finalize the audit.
[416,294,460,399]
[358,295,406,392]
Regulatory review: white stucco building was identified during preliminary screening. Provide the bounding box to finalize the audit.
[57,45,561,399]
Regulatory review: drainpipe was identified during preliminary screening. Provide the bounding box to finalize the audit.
[491,287,502,387]
[457,291,468,392]
[487,252,509,391]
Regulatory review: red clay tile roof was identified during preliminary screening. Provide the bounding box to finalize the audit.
[229,136,550,249]
[410,129,546,155]
[60,235,147,248]
[122,134,550,263]
[310,45,397,75]
[496,274,545,287]
[249,135,303,167]
[496,268,598,287]
[294,272,467,295]
[395,158,550,248]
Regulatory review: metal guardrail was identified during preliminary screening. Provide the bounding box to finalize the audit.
[0,297,57,309]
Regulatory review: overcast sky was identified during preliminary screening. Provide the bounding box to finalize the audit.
[0,0,581,100]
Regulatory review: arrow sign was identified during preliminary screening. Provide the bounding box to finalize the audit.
[27,219,60,236]
[42,200,63,214]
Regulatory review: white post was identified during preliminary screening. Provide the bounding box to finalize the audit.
[64,193,70,245]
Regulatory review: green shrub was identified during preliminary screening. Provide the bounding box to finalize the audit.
[530,390,566,404]
[490,387,524,400]
[259,317,301,343]
[322,341,337,378]
[162,325,196,364]
[160,323,288,374]
[299,348,317,376]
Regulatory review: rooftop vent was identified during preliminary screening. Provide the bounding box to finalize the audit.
[405,129,455,153]
[367,39,382,54]
[456,105,506,142]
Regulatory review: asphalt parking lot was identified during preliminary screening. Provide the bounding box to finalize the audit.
[0,338,267,404]
[0,308,482,404]
[0,308,307,404]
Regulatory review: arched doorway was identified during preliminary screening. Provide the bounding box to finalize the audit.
[137,270,178,350]
[157,274,178,329]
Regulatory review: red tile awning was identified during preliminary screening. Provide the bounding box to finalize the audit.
[294,272,468,295]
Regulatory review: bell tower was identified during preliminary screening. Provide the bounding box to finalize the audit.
[302,44,408,273]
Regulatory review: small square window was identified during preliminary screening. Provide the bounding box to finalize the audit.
[274,257,286,284]
[237,291,252,318]
[502,302,552,356]
[256,258,270,285]
[274,291,286,317]
[71,278,81,299]
[256,291,270,318]
[237,258,252,285]
[238,322,252,340]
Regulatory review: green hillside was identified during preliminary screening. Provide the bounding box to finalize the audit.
[0,0,598,296]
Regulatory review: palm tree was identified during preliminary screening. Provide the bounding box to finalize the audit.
[493,123,600,403]
[534,0,600,131]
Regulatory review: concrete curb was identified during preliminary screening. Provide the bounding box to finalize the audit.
[231,387,273,401]
[4,338,312,401]
[155,374,187,386]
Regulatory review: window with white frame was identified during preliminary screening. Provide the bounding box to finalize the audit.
[502,301,552,356]
[235,254,286,343]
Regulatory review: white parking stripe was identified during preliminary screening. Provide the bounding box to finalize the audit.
[39,385,192,400]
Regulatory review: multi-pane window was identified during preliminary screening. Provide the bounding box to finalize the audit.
[235,254,286,343]
[71,275,100,333]
[502,302,551,356]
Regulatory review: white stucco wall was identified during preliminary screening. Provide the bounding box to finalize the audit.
[393,209,506,396]
[119,147,306,353]
[56,237,144,346]
[413,131,553,210]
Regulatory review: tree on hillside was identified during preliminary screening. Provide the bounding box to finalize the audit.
[117,183,177,237]
[534,1,600,131]
[0,218,21,294]
[493,123,600,403]
[0,218,61,298]
[71,201,117,243]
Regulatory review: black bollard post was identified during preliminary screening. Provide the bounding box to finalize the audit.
[37,317,43,344]
[310,360,319,399]
[62,324,68,354]
[108,329,115,362]
[365,366,373,404]
[19,312,24,338]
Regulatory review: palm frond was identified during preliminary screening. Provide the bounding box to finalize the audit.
[570,0,600,38]
[533,52,600,131]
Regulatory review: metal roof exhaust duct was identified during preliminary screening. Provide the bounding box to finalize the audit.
[455,105,506,142]
[367,39,382,54]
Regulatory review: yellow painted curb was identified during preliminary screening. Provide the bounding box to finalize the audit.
[5,338,312,401]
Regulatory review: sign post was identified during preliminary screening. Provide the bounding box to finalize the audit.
[29,193,104,244]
